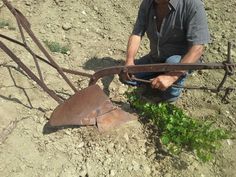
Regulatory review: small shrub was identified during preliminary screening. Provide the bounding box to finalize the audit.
[127,89,232,162]
[0,20,9,28]
[0,19,15,30]
[43,40,70,54]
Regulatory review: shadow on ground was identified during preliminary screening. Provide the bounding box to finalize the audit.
[0,64,47,113]
[83,56,124,95]
[42,122,83,135]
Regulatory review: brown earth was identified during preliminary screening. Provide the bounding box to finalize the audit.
[0,0,236,177]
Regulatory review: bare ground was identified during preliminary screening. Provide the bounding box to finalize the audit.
[0,0,236,177]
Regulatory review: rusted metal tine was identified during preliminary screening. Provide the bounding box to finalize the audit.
[130,75,235,93]
[222,87,234,103]
[0,34,93,78]
[0,41,63,104]
[2,0,77,93]
[217,42,233,92]
[15,12,44,83]
[227,42,232,63]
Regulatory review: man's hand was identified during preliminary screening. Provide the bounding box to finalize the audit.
[151,45,204,90]
[119,61,135,83]
[119,70,132,83]
[151,72,184,90]
[151,74,178,90]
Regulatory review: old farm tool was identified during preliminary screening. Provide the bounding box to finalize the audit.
[0,1,236,131]
[0,0,136,132]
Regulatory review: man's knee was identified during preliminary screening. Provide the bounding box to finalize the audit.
[165,55,182,64]
[135,54,153,65]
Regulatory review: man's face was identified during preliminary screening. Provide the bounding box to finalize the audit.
[154,0,169,5]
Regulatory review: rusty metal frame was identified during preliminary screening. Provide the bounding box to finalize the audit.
[0,0,94,104]
[0,33,93,78]
[89,61,235,85]
[0,0,235,104]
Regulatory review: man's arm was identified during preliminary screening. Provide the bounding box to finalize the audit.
[151,44,204,90]
[180,45,204,64]
[125,0,147,65]
[120,0,147,82]
[119,34,141,82]
[125,34,142,66]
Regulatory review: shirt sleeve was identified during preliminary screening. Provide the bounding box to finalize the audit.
[186,0,211,46]
[132,0,147,37]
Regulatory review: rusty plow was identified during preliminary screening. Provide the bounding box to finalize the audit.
[0,0,236,132]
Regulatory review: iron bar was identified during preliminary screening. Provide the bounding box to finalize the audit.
[89,62,236,85]
[130,76,234,92]
[1,0,235,104]
[0,40,63,104]
[217,42,232,91]
[0,34,93,78]
[3,0,77,92]
[15,17,44,83]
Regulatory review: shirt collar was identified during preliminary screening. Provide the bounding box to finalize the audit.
[168,0,179,10]
[151,0,179,11]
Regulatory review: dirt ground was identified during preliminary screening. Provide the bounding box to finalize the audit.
[0,0,236,177]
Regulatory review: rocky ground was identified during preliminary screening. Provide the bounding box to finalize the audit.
[0,0,236,177]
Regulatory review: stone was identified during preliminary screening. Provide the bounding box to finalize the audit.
[78,167,87,177]
[64,129,72,135]
[0,2,3,8]
[93,6,98,11]
[109,169,116,176]
[124,133,129,142]
[127,166,133,172]
[165,173,172,177]
[143,165,151,175]
[107,143,115,154]
[146,148,155,157]
[78,142,85,148]
[25,0,31,6]
[62,22,72,31]
[103,158,112,165]
[227,139,233,146]
[132,160,140,171]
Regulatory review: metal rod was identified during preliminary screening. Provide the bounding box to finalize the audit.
[15,17,44,83]
[130,76,228,92]
[217,42,232,91]
[89,62,236,85]
[227,41,231,63]
[0,34,93,78]
[0,40,63,104]
[3,0,77,93]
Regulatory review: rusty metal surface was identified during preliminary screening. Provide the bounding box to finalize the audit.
[1,0,235,99]
[0,33,93,78]
[2,0,77,92]
[0,0,137,131]
[0,40,64,104]
[49,85,116,126]
[89,62,236,85]
[96,109,137,132]
[88,42,235,102]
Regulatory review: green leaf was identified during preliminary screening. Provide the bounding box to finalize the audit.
[161,135,170,145]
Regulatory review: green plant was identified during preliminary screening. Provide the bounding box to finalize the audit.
[43,40,70,54]
[127,89,232,162]
[0,20,9,28]
[0,19,15,30]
